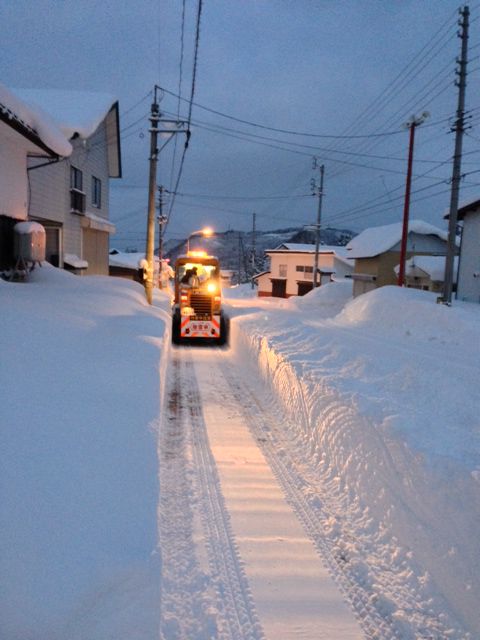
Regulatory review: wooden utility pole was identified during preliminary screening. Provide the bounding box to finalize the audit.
[144,85,188,303]
[442,5,469,304]
[398,112,428,286]
[312,162,325,288]
[145,92,160,305]
[251,212,256,289]
[157,185,167,289]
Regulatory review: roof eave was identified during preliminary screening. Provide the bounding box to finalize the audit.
[0,106,58,158]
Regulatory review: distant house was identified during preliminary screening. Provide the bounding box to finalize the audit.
[453,198,480,303]
[346,220,450,298]
[13,88,122,276]
[255,243,353,298]
[0,82,71,271]
[394,255,458,293]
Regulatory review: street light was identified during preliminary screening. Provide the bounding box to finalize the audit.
[187,226,213,252]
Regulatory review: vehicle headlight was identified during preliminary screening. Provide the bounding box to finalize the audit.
[207,282,217,294]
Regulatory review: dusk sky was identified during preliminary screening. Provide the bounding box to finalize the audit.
[2,0,480,249]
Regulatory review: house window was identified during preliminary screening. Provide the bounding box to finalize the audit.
[279,264,287,277]
[92,176,102,208]
[70,166,85,213]
[296,265,305,272]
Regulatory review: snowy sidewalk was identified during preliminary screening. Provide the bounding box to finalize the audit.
[195,352,364,640]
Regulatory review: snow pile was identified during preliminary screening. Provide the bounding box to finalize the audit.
[0,81,72,156]
[0,265,171,639]
[230,283,480,638]
[292,279,353,314]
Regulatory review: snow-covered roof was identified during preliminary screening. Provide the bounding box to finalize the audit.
[64,253,88,269]
[84,211,116,234]
[13,88,118,140]
[109,251,159,270]
[346,220,448,259]
[0,81,72,157]
[394,255,458,282]
[443,195,480,220]
[270,243,348,256]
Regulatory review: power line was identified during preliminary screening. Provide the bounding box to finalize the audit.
[166,0,204,228]
[157,85,408,139]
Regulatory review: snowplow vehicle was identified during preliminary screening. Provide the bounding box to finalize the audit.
[172,251,228,345]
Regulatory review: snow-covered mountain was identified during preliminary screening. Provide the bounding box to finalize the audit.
[163,226,355,281]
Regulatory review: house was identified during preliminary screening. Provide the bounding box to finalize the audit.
[346,220,450,298]
[452,198,480,303]
[13,88,122,276]
[0,82,71,271]
[394,255,458,293]
[255,243,353,298]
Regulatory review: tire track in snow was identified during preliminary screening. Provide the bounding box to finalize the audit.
[159,352,216,639]
[159,348,264,640]
[217,353,401,640]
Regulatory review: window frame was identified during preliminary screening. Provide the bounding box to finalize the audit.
[91,176,102,209]
[70,165,85,214]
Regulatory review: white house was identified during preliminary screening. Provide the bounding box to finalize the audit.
[13,88,122,276]
[346,220,450,298]
[0,82,71,272]
[454,198,480,303]
[255,243,353,298]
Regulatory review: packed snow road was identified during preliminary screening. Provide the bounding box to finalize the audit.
[159,344,390,640]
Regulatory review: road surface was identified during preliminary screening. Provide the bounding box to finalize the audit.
[158,343,399,639]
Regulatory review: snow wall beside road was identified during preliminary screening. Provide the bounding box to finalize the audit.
[229,292,480,638]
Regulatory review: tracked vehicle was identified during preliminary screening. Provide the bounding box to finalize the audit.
[172,251,228,345]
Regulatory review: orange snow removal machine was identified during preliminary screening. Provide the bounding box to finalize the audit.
[172,251,228,345]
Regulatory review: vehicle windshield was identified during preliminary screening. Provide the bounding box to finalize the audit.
[178,262,219,286]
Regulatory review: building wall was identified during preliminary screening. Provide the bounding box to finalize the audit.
[352,233,449,297]
[0,121,30,221]
[82,228,109,275]
[264,251,349,297]
[27,120,112,274]
[457,211,480,303]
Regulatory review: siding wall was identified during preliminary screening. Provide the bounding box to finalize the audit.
[0,121,30,221]
[457,211,480,303]
[264,251,352,297]
[27,120,112,274]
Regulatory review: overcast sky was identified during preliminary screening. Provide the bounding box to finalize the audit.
[2,0,480,249]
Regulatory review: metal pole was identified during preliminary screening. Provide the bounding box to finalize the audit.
[312,164,325,288]
[442,5,469,305]
[145,92,160,304]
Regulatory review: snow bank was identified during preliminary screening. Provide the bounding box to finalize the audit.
[229,283,480,638]
[0,264,171,639]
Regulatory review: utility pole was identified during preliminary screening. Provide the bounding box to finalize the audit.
[251,212,256,289]
[144,85,188,304]
[397,112,429,286]
[238,232,242,284]
[145,92,160,305]
[157,185,167,289]
[311,160,325,288]
[442,5,470,305]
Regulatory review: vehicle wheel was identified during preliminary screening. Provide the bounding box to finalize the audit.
[172,311,181,345]
[218,312,229,346]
